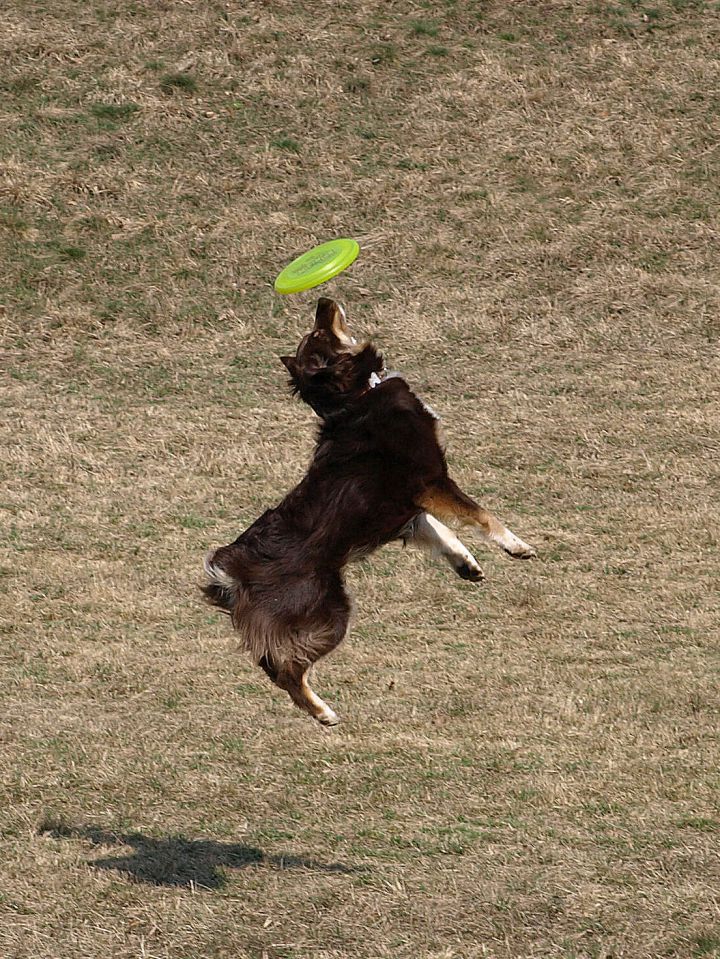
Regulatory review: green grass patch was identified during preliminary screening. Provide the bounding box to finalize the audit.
[90,102,139,121]
[160,72,198,94]
[272,136,301,153]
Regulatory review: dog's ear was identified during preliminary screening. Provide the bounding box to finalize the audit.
[281,352,329,386]
[280,355,299,377]
[314,298,354,346]
[353,343,384,381]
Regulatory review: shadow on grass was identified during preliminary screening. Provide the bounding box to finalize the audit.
[39,818,356,889]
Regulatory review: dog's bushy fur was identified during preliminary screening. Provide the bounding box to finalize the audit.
[203,298,535,725]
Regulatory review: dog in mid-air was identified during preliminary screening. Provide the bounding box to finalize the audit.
[202,298,536,725]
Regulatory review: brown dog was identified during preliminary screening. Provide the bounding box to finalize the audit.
[202,298,535,725]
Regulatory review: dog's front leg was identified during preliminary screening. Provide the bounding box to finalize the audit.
[406,512,485,582]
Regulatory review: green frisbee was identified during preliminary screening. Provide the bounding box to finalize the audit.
[274,238,360,294]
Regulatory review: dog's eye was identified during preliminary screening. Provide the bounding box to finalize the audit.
[308,352,329,369]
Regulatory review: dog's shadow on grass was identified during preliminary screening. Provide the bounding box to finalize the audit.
[40,819,356,889]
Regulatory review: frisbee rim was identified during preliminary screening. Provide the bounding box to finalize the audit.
[274,238,359,294]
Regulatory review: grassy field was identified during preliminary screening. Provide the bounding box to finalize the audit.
[2,1,719,956]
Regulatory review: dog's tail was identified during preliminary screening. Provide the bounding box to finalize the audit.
[201,550,238,614]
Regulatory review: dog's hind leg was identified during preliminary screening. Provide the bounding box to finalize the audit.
[407,512,485,582]
[275,656,341,727]
[262,587,351,726]
[418,479,536,559]
[258,650,339,725]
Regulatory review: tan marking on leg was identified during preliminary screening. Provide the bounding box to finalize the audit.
[417,483,536,559]
[277,663,339,726]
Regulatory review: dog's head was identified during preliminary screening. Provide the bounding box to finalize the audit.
[281,298,383,418]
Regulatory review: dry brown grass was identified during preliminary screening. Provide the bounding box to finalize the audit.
[1,1,719,957]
